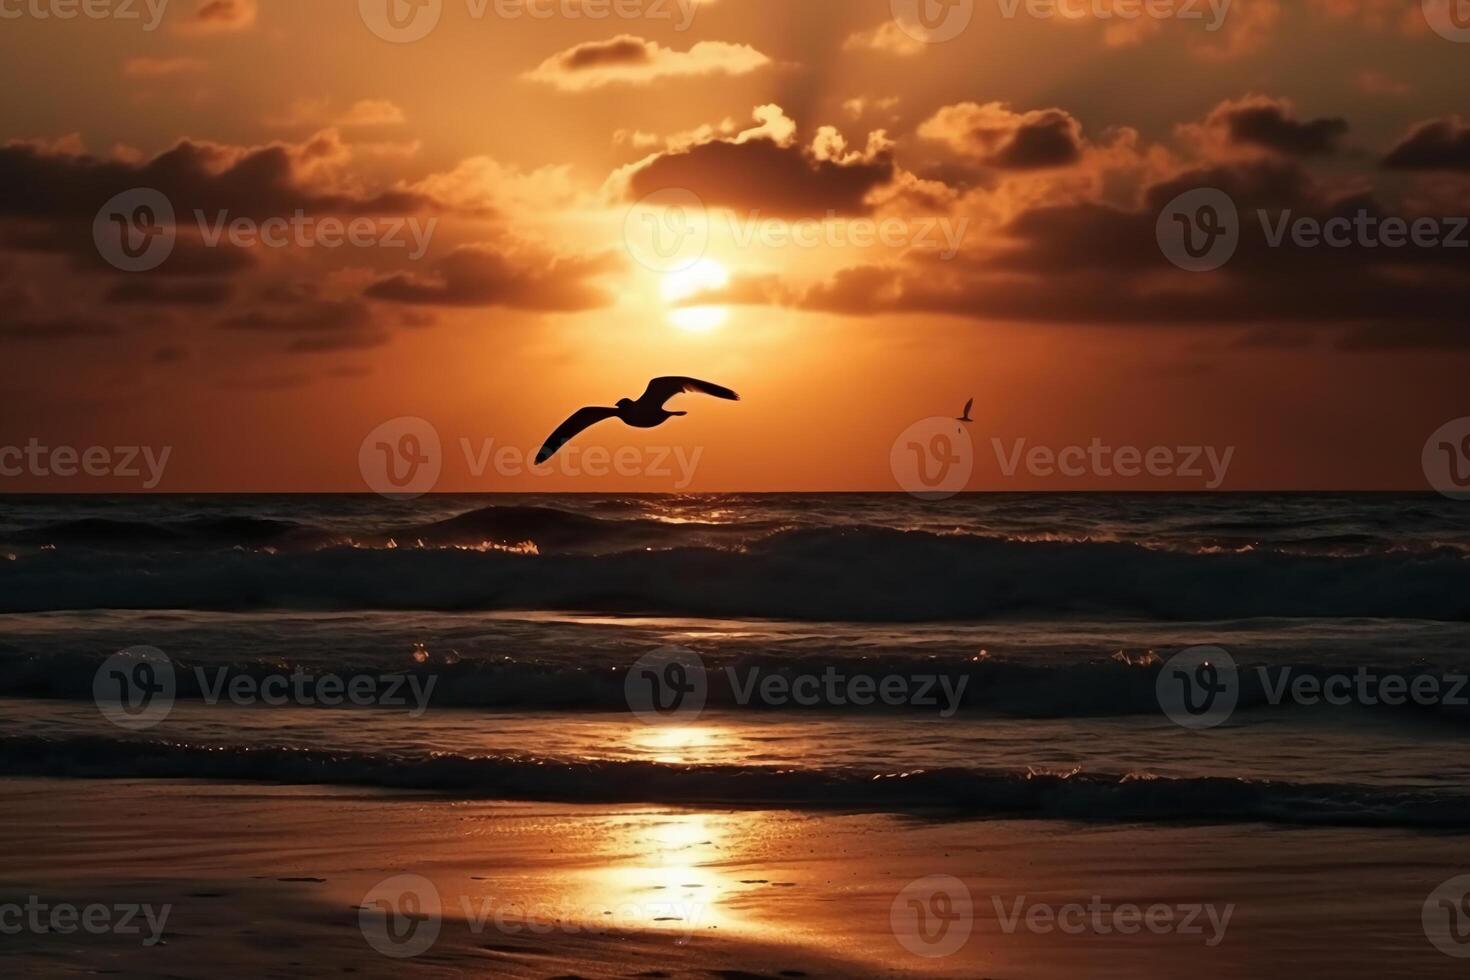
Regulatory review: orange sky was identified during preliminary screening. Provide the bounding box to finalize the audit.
[0,0,1468,491]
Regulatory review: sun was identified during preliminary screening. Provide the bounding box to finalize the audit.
[660,259,730,332]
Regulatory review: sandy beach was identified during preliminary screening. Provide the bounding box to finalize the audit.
[4,776,1469,978]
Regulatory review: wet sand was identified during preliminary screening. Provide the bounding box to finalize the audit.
[4,777,1470,978]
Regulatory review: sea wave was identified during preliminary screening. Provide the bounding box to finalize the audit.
[4,733,1467,828]
[2,522,1466,620]
[7,649,1470,720]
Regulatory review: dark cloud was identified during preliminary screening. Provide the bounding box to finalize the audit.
[918,103,1084,171]
[562,36,654,70]
[177,0,257,33]
[106,279,232,305]
[219,298,388,353]
[365,245,617,310]
[0,315,120,343]
[627,136,895,218]
[993,114,1083,169]
[1217,100,1348,156]
[0,139,429,223]
[1382,117,1470,172]
[696,159,1470,347]
[0,138,429,280]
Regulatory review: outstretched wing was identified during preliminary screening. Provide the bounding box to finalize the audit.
[535,406,619,464]
[962,398,974,416]
[641,376,740,408]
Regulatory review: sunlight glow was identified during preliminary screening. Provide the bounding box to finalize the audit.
[661,259,730,332]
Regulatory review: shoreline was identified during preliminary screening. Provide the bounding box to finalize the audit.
[6,777,1470,977]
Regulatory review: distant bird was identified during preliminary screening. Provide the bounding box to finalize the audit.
[956,398,974,424]
[535,376,740,464]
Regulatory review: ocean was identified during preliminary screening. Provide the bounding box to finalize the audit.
[2,492,1469,828]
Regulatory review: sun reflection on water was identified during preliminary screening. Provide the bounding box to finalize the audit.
[628,724,722,764]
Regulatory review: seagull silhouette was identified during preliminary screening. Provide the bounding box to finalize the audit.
[956,398,974,424]
[535,376,740,464]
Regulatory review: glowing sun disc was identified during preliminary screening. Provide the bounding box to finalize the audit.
[661,259,729,332]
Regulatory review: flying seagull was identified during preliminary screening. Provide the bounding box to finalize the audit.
[535,376,740,464]
[956,398,974,424]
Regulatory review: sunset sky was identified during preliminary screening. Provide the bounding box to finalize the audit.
[1,0,1468,491]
